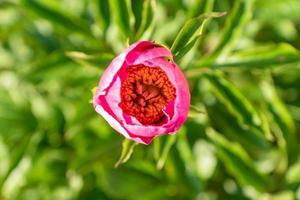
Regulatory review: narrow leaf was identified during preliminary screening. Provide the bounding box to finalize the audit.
[188,0,215,18]
[153,137,161,161]
[135,0,155,39]
[176,127,202,192]
[21,0,92,37]
[286,159,300,185]
[92,0,111,35]
[193,43,300,69]
[0,136,9,179]
[171,12,226,60]
[156,135,176,170]
[260,80,296,164]
[207,128,271,191]
[204,71,265,135]
[0,1,17,8]
[205,100,270,152]
[131,0,144,34]
[0,131,41,189]
[203,0,254,64]
[173,36,199,62]
[65,51,114,69]
[115,139,138,168]
[110,0,132,38]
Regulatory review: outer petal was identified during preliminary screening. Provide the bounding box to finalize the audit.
[168,61,190,131]
[127,46,172,65]
[95,100,155,144]
[94,41,154,93]
[95,76,156,144]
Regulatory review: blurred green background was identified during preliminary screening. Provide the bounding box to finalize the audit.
[1,0,300,199]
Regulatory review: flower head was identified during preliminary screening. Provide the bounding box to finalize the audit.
[93,41,190,144]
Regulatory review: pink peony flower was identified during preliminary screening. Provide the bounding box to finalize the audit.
[93,41,190,144]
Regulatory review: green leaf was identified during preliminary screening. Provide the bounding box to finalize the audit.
[266,191,295,200]
[176,127,202,192]
[171,12,226,61]
[131,0,143,30]
[21,0,92,37]
[0,135,28,188]
[0,1,17,8]
[255,0,300,22]
[92,0,111,35]
[286,159,300,185]
[115,139,138,168]
[110,0,133,39]
[24,51,72,82]
[203,0,254,64]
[188,0,215,18]
[135,0,155,39]
[156,135,176,170]
[204,71,266,135]
[204,99,270,152]
[0,136,9,179]
[260,80,296,165]
[173,36,199,62]
[65,51,114,69]
[193,43,300,69]
[0,88,37,136]
[96,165,168,200]
[153,137,161,162]
[207,128,271,191]
[288,105,300,122]
[0,131,42,191]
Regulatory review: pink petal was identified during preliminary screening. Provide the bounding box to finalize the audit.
[94,41,154,95]
[93,40,190,144]
[94,95,153,145]
[128,47,172,65]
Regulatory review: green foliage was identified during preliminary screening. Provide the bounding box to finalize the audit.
[207,128,272,191]
[115,139,138,168]
[209,0,253,60]
[21,0,92,37]
[1,0,300,199]
[171,11,226,61]
[110,0,133,39]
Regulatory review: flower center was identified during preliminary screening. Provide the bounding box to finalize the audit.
[120,64,176,125]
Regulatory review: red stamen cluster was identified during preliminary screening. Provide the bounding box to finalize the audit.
[120,64,176,125]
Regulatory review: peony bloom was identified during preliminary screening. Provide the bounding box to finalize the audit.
[93,41,190,144]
